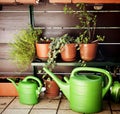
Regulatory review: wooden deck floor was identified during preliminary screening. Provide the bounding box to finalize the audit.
[0,93,120,114]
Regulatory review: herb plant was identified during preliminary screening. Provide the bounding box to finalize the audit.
[10,26,42,71]
[64,3,105,44]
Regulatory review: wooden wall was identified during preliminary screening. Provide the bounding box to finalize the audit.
[0,2,120,76]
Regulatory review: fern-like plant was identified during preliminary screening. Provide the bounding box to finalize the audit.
[9,26,42,71]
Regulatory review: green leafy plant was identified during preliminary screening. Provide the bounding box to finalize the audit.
[46,34,74,69]
[41,33,75,80]
[64,3,105,44]
[9,26,42,71]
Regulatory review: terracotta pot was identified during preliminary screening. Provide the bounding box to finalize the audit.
[0,83,18,96]
[61,43,76,61]
[79,43,98,61]
[16,0,37,4]
[36,43,50,61]
[44,76,62,99]
[44,80,59,99]
[72,0,120,3]
[49,0,71,3]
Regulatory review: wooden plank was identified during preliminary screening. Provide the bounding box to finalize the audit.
[111,101,120,111]
[16,0,37,4]
[0,97,15,113]
[0,44,10,59]
[1,5,29,11]
[0,59,32,73]
[49,0,71,3]
[0,30,19,43]
[0,0,37,4]
[0,0,15,4]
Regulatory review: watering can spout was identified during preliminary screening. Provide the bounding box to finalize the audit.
[43,67,70,101]
[7,78,18,90]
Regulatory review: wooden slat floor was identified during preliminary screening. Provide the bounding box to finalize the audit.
[0,93,120,114]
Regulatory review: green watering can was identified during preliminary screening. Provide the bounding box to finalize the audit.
[7,76,42,105]
[110,81,120,103]
[43,67,112,113]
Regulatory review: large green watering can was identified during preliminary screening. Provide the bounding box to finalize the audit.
[43,67,112,113]
[7,76,42,105]
[110,81,120,103]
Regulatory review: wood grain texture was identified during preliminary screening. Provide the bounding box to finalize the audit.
[0,4,120,74]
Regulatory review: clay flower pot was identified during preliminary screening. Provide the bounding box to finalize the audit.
[0,83,18,96]
[36,43,50,61]
[44,80,60,99]
[61,43,76,61]
[79,43,98,61]
[0,78,18,96]
[44,76,62,99]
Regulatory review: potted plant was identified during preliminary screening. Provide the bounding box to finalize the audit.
[9,26,42,71]
[43,75,62,99]
[36,37,53,61]
[42,34,76,98]
[48,33,76,67]
[41,68,61,99]
[0,77,24,96]
[64,3,105,61]
[60,34,77,61]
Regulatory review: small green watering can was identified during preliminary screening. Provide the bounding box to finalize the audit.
[43,67,112,113]
[7,76,42,105]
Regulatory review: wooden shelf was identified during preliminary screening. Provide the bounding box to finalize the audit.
[31,58,120,67]
[0,0,37,4]
[31,58,120,77]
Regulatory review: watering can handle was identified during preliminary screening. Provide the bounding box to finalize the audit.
[23,76,42,91]
[71,67,112,98]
